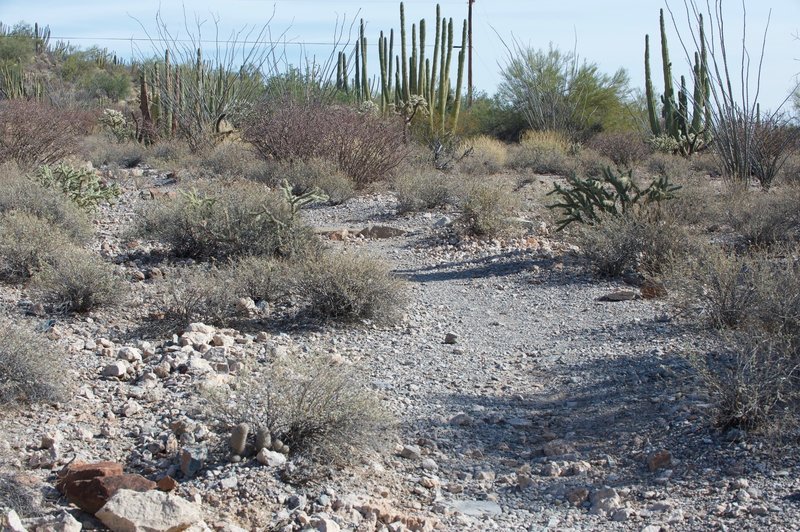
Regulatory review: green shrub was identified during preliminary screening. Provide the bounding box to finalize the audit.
[457,177,521,237]
[0,325,70,405]
[211,356,393,465]
[35,163,121,211]
[136,180,319,261]
[0,211,70,282]
[302,251,407,324]
[0,163,92,242]
[33,247,123,313]
[393,170,453,212]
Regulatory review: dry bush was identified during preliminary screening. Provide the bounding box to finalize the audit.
[211,356,393,465]
[228,255,294,304]
[689,153,722,176]
[661,175,725,228]
[458,136,509,175]
[726,189,800,248]
[699,334,799,432]
[575,147,614,178]
[0,163,92,243]
[0,325,70,405]
[0,100,93,168]
[0,211,71,282]
[80,136,146,169]
[302,251,407,324]
[519,130,572,152]
[578,211,692,279]
[195,142,269,181]
[33,247,123,313]
[587,131,651,169]
[244,100,408,187]
[508,136,577,176]
[457,177,521,237]
[136,180,317,261]
[278,158,355,205]
[645,152,693,180]
[0,474,41,517]
[779,153,800,186]
[147,139,193,167]
[393,169,453,212]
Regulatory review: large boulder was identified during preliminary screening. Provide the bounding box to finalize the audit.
[96,489,203,532]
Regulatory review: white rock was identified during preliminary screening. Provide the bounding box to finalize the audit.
[185,323,215,334]
[117,347,143,363]
[25,510,82,532]
[3,510,26,532]
[311,515,341,532]
[102,361,129,378]
[96,489,203,532]
[180,332,212,347]
[256,448,287,467]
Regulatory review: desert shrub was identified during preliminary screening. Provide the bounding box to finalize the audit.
[302,251,407,323]
[458,136,509,175]
[509,130,576,175]
[136,180,318,261]
[35,163,121,211]
[0,325,70,405]
[587,131,651,169]
[0,211,71,282]
[699,334,798,431]
[33,247,123,313]
[0,474,40,517]
[578,211,691,278]
[196,142,269,181]
[147,139,193,166]
[164,267,241,326]
[0,163,92,242]
[244,99,408,186]
[81,136,146,169]
[211,356,393,465]
[0,100,92,168]
[645,152,692,180]
[229,255,294,304]
[576,147,614,178]
[727,190,800,248]
[779,153,800,186]
[689,153,722,176]
[393,170,453,212]
[457,177,521,237]
[279,158,355,205]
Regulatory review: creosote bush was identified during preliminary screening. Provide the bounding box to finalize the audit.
[393,170,453,212]
[457,177,520,237]
[0,325,70,405]
[211,356,393,465]
[302,251,407,323]
[136,180,317,261]
[33,247,123,313]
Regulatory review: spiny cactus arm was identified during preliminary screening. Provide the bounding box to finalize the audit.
[418,19,426,99]
[452,20,467,133]
[644,34,661,136]
[400,2,409,103]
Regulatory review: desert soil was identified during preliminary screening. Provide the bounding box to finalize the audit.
[1,165,799,532]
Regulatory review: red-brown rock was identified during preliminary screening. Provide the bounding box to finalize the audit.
[56,461,124,492]
[62,473,156,514]
[157,475,178,492]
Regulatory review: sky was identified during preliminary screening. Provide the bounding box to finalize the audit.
[2,0,798,110]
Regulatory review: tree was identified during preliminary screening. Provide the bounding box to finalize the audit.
[497,43,630,140]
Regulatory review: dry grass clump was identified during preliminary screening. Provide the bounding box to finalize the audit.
[393,169,453,212]
[195,142,269,181]
[211,356,393,465]
[587,131,651,169]
[0,211,72,282]
[458,136,509,175]
[779,153,800,186]
[0,474,41,517]
[277,158,355,205]
[457,177,521,237]
[302,251,408,324]
[519,130,572,152]
[33,247,123,313]
[0,162,92,243]
[136,180,317,261]
[0,100,92,168]
[578,211,692,279]
[80,136,146,169]
[575,147,614,178]
[0,325,70,405]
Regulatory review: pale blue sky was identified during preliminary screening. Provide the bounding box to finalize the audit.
[2,1,798,109]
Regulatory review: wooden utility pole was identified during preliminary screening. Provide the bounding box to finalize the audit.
[468,0,474,107]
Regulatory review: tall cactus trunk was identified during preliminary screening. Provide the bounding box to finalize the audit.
[418,19,426,103]
[429,5,441,125]
[438,19,453,133]
[644,35,661,136]
[360,19,370,101]
[400,2,409,103]
[659,9,675,137]
[451,20,467,133]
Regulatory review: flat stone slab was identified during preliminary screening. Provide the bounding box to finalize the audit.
[449,500,503,517]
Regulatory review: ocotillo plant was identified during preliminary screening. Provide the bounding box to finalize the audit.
[644,8,711,156]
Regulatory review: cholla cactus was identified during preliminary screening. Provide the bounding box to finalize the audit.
[99,109,133,143]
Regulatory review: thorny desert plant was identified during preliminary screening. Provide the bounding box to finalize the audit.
[35,163,122,211]
[302,251,408,324]
[0,325,70,405]
[0,163,92,243]
[99,108,134,143]
[136,180,319,261]
[210,356,394,465]
[548,166,681,230]
[457,177,521,237]
[33,247,123,313]
[0,99,92,168]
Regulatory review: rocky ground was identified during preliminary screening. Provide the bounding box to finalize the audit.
[1,166,799,532]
